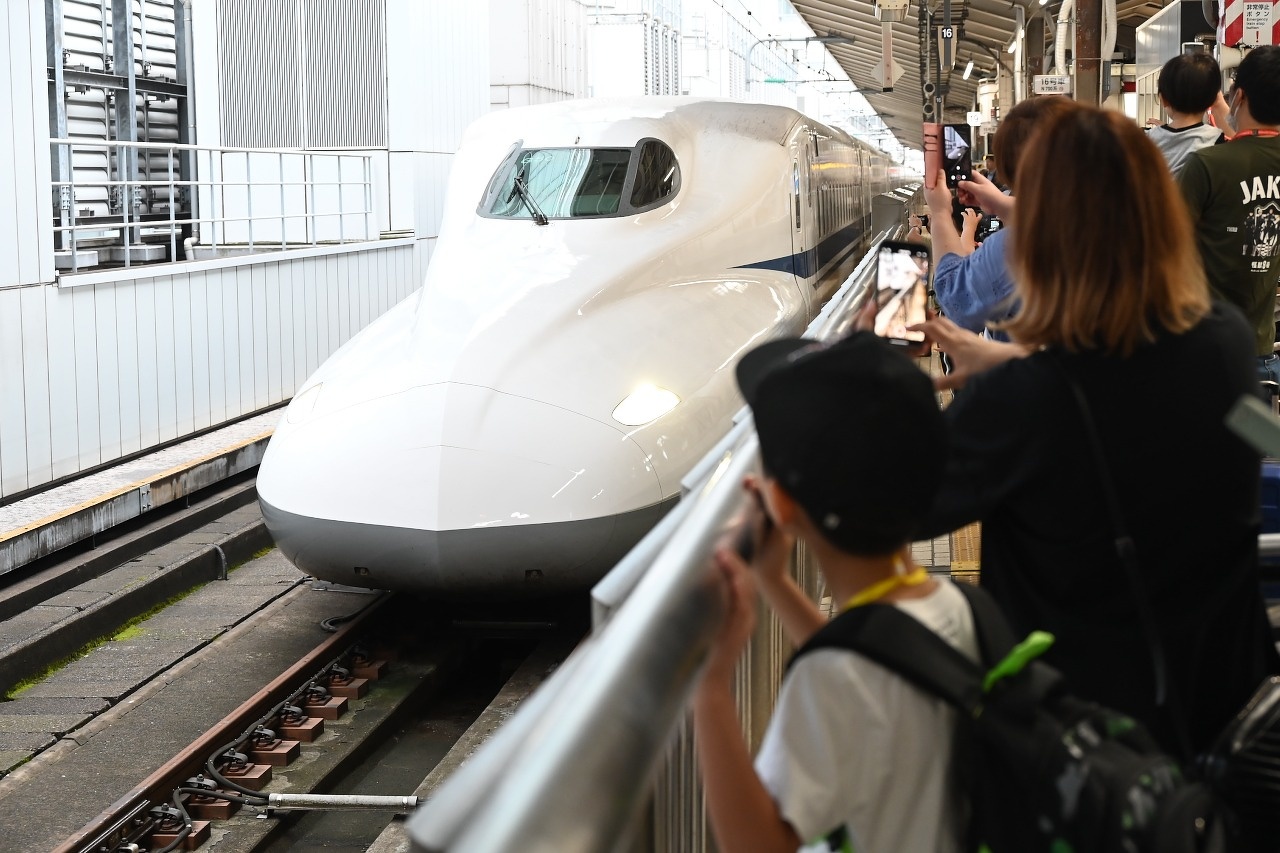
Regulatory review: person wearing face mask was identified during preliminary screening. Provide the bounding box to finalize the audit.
[1179,45,1280,385]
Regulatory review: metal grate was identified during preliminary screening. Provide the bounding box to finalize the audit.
[302,0,388,148]
[218,0,303,148]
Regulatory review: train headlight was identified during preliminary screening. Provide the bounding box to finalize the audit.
[286,383,324,425]
[612,385,679,426]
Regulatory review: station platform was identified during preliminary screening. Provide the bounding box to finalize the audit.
[0,411,280,580]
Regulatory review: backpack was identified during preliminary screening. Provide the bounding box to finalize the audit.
[790,581,1226,853]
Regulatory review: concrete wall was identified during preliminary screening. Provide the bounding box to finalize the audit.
[0,0,55,290]
[490,0,588,109]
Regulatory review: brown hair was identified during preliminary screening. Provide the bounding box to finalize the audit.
[992,95,1081,190]
[1005,106,1209,355]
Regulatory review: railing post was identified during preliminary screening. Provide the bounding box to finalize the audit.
[122,149,133,269]
[246,151,254,253]
[364,156,372,241]
[168,148,177,262]
[338,156,346,244]
[307,153,316,246]
[279,152,286,250]
[213,149,221,251]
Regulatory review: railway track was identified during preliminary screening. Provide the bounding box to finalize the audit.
[0,474,582,851]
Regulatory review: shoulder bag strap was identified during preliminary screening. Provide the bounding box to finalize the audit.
[1049,355,1194,758]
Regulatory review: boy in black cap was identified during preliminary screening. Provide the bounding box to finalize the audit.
[693,331,978,853]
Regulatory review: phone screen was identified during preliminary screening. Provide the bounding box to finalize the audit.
[874,241,930,344]
[942,125,973,189]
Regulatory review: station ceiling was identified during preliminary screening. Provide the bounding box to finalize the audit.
[790,0,1174,149]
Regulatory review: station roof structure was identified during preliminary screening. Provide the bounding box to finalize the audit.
[790,0,1175,149]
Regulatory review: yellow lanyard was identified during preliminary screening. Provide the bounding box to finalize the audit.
[841,566,930,611]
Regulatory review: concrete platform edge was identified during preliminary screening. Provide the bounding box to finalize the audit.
[0,520,274,698]
[0,436,271,578]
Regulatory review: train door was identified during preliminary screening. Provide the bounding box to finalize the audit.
[788,138,812,315]
[790,130,822,315]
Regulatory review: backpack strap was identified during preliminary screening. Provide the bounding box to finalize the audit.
[792,597,983,713]
[950,580,1019,664]
[789,581,1034,715]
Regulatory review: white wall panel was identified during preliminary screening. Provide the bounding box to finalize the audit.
[251,264,269,411]
[135,279,161,451]
[2,236,412,502]
[187,271,212,432]
[1,1,54,289]
[171,274,194,437]
[71,287,102,470]
[20,288,52,489]
[204,271,227,427]
[114,285,141,457]
[322,256,337,356]
[0,290,29,495]
[229,267,249,415]
[94,287,121,463]
[153,278,178,443]
[289,260,307,388]
[46,286,81,479]
[264,264,282,405]
[401,0,490,153]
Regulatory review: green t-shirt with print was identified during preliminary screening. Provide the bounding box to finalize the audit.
[1179,134,1280,355]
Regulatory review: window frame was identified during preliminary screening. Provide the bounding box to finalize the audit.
[477,137,681,222]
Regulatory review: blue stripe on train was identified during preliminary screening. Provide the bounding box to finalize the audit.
[733,221,866,281]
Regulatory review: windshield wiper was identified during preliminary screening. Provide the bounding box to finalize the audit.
[512,176,549,226]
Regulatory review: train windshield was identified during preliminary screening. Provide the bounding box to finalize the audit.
[482,139,680,220]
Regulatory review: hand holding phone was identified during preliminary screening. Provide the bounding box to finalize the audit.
[733,486,775,563]
[873,241,931,345]
[922,122,943,189]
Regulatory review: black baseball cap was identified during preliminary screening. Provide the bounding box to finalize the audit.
[735,332,947,555]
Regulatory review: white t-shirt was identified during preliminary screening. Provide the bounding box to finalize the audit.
[754,578,980,853]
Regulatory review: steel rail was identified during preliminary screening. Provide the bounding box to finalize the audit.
[53,592,393,853]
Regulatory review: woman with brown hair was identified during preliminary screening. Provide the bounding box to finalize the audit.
[924,94,1080,338]
[919,104,1279,758]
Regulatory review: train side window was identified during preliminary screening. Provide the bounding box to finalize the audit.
[629,140,680,209]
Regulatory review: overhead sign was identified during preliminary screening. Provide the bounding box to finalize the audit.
[875,22,904,91]
[1032,74,1072,95]
[979,121,998,136]
[938,25,955,69]
[966,111,984,127]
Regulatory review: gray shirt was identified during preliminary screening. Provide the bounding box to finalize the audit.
[1147,122,1224,176]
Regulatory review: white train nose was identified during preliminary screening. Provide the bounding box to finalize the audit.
[258,383,669,594]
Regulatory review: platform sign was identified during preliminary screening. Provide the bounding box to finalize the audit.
[938,25,955,69]
[966,111,984,127]
[1243,1,1275,44]
[979,121,998,136]
[1222,0,1279,46]
[1032,74,1072,95]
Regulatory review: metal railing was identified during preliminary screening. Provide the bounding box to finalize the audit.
[405,202,918,852]
[50,138,377,273]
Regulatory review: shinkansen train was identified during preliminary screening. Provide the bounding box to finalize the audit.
[257,97,898,597]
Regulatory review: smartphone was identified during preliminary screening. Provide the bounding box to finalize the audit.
[873,241,930,344]
[943,125,973,189]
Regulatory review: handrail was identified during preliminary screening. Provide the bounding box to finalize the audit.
[405,214,916,852]
[50,138,377,274]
